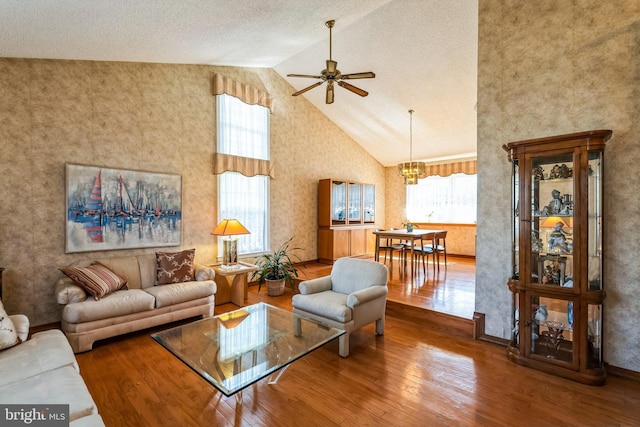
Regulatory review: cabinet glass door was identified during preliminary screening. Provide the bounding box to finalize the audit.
[588,152,603,291]
[348,183,362,224]
[331,181,347,225]
[530,154,574,288]
[529,295,575,365]
[363,184,375,223]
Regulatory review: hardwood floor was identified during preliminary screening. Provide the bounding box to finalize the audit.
[75,256,640,427]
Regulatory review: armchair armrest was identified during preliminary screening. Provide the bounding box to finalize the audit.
[347,285,388,308]
[298,276,332,295]
[194,264,215,281]
[55,277,87,305]
[8,314,29,342]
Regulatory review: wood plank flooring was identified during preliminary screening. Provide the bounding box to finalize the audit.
[75,256,640,427]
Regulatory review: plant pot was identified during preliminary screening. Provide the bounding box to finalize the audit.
[266,278,286,296]
[406,225,414,232]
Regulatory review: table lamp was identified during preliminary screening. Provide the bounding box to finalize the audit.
[211,219,250,269]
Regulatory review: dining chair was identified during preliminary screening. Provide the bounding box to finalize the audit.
[376,229,405,273]
[434,231,448,270]
[410,232,436,276]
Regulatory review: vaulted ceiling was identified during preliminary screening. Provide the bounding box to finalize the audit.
[0,0,478,167]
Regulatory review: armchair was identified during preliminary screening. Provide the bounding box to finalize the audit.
[292,257,388,357]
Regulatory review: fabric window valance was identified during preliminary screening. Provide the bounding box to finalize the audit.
[424,159,476,178]
[213,153,275,179]
[212,74,274,112]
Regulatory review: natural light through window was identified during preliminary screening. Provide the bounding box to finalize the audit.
[217,94,270,255]
[406,173,477,224]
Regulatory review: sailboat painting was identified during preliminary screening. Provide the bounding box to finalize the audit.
[66,164,182,253]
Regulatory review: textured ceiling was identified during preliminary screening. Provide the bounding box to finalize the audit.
[0,0,478,166]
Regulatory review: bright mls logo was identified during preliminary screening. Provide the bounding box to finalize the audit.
[0,405,69,426]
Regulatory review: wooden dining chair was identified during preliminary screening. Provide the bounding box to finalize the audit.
[410,233,436,276]
[376,229,405,273]
[434,231,448,270]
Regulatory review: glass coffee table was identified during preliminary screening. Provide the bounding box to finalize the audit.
[152,302,344,398]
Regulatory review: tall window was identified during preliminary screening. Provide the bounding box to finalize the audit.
[406,173,477,224]
[217,94,270,255]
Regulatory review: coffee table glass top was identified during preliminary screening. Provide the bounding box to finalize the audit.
[152,302,344,397]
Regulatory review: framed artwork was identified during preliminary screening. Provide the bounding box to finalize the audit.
[65,163,182,253]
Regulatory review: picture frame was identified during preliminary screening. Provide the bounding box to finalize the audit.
[65,163,182,253]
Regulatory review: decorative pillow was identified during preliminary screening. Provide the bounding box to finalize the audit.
[0,300,20,351]
[60,262,128,300]
[156,249,196,285]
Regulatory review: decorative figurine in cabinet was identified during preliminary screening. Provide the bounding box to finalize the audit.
[504,130,611,385]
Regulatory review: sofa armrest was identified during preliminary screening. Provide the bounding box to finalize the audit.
[8,314,29,342]
[55,277,87,305]
[194,264,215,281]
[347,285,388,308]
[298,276,332,295]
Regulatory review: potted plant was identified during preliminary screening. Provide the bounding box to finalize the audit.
[252,237,303,296]
[402,220,419,232]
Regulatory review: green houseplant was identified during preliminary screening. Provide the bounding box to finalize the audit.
[252,237,302,296]
[401,220,419,232]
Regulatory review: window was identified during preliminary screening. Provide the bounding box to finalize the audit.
[217,94,270,255]
[406,173,477,223]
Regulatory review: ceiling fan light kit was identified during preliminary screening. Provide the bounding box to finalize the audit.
[397,109,427,185]
[287,19,375,104]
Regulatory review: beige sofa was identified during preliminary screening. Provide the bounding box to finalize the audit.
[0,313,105,425]
[56,254,216,353]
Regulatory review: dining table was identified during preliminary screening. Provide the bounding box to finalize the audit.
[373,229,446,277]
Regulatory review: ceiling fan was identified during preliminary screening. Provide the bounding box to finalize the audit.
[287,20,376,104]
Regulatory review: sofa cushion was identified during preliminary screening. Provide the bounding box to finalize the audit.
[62,289,155,324]
[0,365,97,422]
[291,291,352,323]
[0,300,20,350]
[61,262,128,300]
[144,280,217,308]
[156,249,195,285]
[0,329,78,388]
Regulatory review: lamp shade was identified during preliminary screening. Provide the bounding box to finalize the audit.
[211,219,250,236]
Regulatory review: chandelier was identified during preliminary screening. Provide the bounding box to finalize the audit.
[397,109,426,185]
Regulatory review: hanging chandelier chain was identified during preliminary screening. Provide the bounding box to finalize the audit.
[409,109,414,163]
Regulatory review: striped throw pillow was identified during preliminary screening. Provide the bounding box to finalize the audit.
[61,262,128,300]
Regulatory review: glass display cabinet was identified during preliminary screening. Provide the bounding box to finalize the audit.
[503,130,611,385]
[318,179,376,263]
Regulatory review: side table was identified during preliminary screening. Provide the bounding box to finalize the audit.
[212,262,258,307]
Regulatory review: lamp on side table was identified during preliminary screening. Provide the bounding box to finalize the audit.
[211,219,250,269]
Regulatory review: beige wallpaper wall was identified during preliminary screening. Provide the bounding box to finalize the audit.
[477,1,640,371]
[0,59,385,326]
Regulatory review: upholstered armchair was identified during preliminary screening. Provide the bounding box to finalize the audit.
[292,257,389,357]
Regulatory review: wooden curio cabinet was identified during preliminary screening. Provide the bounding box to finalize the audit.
[317,179,376,263]
[504,130,611,385]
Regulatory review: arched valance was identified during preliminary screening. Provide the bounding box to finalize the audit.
[213,153,275,179]
[424,159,476,177]
[212,74,274,112]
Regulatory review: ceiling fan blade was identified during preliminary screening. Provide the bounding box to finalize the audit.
[337,81,368,97]
[326,82,335,104]
[339,72,376,80]
[287,73,323,79]
[292,81,324,96]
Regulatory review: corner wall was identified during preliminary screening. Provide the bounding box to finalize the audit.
[477,1,640,371]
